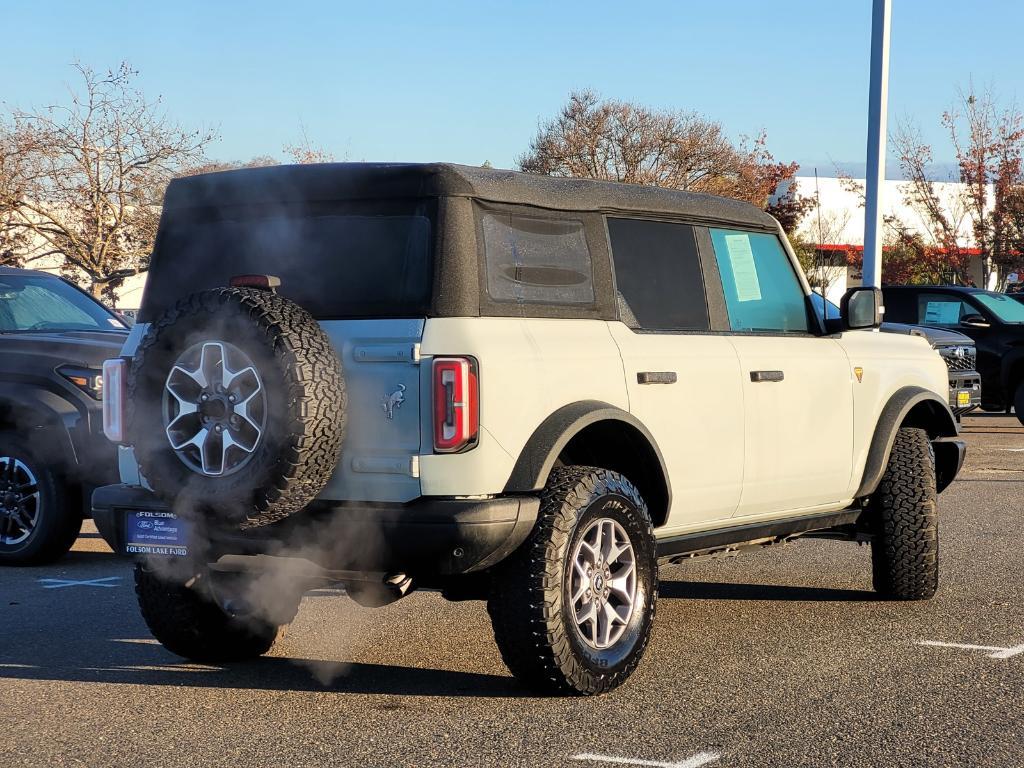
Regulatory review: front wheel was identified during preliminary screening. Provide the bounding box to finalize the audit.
[487,466,658,695]
[870,427,939,600]
[0,435,79,566]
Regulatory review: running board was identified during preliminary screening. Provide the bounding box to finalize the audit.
[656,508,864,563]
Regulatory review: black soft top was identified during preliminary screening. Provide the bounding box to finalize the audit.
[163,162,777,228]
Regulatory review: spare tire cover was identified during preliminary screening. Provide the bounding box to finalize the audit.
[127,287,345,528]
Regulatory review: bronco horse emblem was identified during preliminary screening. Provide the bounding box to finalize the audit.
[381,384,407,420]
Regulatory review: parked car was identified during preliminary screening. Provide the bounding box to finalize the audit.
[94,163,963,695]
[813,293,981,418]
[0,268,128,564]
[882,285,1024,423]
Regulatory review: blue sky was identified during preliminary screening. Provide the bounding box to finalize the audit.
[2,0,1021,177]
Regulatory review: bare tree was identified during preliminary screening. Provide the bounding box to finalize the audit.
[0,63,215,297]
[519,91,807,228]
[893,86,1024,287]
[284,126,335,165]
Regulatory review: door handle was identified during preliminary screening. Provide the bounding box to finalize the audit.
[750,370,785,383]
[637,371,677,385]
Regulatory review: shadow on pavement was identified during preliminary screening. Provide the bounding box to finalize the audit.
[660,579,875,602]
[0,650,522,697]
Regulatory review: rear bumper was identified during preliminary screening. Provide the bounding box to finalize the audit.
[91,484,539,577]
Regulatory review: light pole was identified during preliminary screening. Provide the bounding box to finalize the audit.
[862,0,891,288]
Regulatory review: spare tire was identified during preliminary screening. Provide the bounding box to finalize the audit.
[127,287,345,528]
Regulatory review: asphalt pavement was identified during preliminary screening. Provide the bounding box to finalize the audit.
[1,413,1022,767]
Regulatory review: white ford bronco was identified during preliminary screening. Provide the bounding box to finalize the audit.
[93,163,965,695]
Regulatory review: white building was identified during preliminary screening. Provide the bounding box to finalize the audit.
[783,175,992,303]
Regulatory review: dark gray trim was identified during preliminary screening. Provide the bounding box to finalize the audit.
[933,437,966,493]
[693,226,731,331]
[503,400,671,501]
[656,508,863,559]
[855,386,960,498]
[432,195,481,318]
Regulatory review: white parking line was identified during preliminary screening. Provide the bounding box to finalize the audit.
[38,576,121,589]
[572,752,720,768]
[918,640,1024,659]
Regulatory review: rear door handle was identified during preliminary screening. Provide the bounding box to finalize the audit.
[750,370,785,383]
[637,371,677,385]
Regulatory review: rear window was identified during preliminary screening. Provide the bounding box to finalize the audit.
[480,211,595,306]
[142,202,434,321]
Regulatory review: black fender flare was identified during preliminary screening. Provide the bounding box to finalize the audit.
[0,383,80,467]
[503,400,671,507]
[856,386,960,498]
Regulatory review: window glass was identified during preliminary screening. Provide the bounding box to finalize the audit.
[974,292,1024,323]
[607,218,708,330]
[915,294,973,326]
[709,229,809,332]
[481,212,594,305]
[144,202,434,321]
[0,275,125,332]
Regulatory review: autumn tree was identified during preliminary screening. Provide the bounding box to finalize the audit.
[893,85,1024,288]
[0,63,215,297]
[519,90,809,231]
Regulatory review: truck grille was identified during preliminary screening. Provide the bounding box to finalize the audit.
[938,345,977,372]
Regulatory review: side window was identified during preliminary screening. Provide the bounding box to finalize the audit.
[709,228,810,333]
[607,218,709,331]
[480,211,595,306]
[916,294,972,326]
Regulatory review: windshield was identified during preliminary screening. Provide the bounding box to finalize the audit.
[142,201,435,322]
[974,292,1024,323]
[0,274,126,333]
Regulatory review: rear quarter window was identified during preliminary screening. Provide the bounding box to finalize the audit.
[480,211,595,306]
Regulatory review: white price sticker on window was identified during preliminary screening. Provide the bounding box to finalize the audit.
[724,234,761,302]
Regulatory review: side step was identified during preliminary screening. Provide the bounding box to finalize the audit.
[656,508,865,564]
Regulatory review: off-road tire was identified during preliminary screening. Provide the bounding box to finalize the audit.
[0,435,79,566]
[487,466,657,696]
[870,427,939,600]
[134,563,290,662]
[127,287,345,528]
[1014,381,1024,426]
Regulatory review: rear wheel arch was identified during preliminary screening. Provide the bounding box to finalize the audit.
[503,401,671,529]
[856,386,959,498]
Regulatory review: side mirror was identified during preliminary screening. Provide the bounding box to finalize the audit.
[840,286,883,330]
[961,314,991,329]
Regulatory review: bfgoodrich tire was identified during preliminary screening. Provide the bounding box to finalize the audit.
[0,435,79,566]
[134,563,291,662]
[127,287,345,529]
[487,466,658,695]
[870,427,939,600]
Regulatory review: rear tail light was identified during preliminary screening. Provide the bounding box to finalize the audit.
[433,357,479,453]
[102,358,127,443]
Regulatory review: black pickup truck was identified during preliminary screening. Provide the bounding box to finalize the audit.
[0,267,128,564]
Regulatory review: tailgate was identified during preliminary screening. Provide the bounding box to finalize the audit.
[318,319,425,503]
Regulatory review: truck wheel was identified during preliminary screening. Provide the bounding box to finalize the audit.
[870,427,939,600]
[0,436,80,566]
[1014,382,1024,426]
[487,466,657,695]
[134,563,293,662]
[127,287,345,529]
